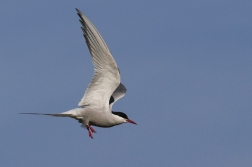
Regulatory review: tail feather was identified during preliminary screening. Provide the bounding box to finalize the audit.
[19,113,73,117]
[19,108,83,122]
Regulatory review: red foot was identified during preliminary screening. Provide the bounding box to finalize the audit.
[87,124,95,139]
[89,126,96,133]
[88,130,93,139]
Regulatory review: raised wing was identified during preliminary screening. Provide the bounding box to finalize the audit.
[76,9,120,109]
[109,83,127,110]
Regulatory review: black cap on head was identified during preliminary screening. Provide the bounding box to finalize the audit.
[112,111,128,119]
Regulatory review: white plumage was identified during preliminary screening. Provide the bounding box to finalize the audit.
[20,8,136,139]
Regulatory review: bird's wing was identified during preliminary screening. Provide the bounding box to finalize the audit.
[109,83,127,110]
[76,9,120,109]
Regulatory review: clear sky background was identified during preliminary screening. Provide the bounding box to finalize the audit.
[1,1,252,167]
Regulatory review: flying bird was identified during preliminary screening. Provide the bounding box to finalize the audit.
[20,8,136,139]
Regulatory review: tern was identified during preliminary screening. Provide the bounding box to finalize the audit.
[20,8,136,139]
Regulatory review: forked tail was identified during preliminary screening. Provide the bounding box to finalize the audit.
[19,113,73,117]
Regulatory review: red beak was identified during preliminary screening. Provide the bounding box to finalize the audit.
[126,119,137,125]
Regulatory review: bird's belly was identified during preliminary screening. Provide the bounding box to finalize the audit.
[82,110,121,128]
[89,119,116,128]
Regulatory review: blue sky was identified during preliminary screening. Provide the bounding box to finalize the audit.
[1,1,252,167]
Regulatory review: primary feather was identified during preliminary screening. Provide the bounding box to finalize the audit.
[76,9,120,109]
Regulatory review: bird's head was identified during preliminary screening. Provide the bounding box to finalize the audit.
[112,111,137,125]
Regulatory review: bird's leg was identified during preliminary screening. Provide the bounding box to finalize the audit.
[86,125,93,139]
[88,130,93,139]
[89,126,96,133]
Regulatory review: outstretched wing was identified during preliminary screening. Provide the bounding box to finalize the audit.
[109,83,127,110]
[76,9,120,109]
